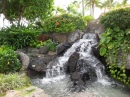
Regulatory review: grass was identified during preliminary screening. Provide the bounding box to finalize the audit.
[0,72,31,96]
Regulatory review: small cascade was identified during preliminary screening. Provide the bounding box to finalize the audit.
[44,33,107,84]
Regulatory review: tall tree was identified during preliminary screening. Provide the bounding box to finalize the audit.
[0,0,54,26]
[84,0,101,17]
[67,0,82,16]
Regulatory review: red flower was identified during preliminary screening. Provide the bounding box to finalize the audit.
[55,21,59,26]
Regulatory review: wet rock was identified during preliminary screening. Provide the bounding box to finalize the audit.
[57,42,72,55]
[16,51,30,70]
[77,79,85,86]
[39,46,49,54]
[43,54,57,64]
[84,19,105,38]
[70,72,81,81]
[68,30,84,43]
[67,52,79,73]
[92,47,100,59]
[29,57,47,72]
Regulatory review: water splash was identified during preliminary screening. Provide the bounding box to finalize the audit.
[44,33,109,85]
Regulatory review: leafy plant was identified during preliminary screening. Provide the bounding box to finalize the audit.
[0,45,22,73]
[43,14,86,33]
[0,25,42,50]
[30,39,58,52]
[99,27,130,86]
[0,0,54,25]
[100,7,130,30]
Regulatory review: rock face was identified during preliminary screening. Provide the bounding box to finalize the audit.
[16,51,30,70]
[51,33,68,43]
[68,30,84,43]
[29,57,47,72]
[57,42,72,55]
[39,46,49,54]
[84,19,105,38]
[5,86,51,97]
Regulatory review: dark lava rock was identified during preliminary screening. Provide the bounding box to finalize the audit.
[39,46,49,54]
[57,42,72,55]
[70,72,81,81]
[67,52,79,73]
[29,57,47,72]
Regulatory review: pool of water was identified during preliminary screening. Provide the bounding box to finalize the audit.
[30,75,130,97]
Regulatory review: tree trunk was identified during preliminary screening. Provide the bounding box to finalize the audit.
[82,0,84,16]
[90,0,94,17]
[18,2,22,26]
[2,0,13,24]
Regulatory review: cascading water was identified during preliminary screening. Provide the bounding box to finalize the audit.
[45,33,106,83]
[31,33,130,97]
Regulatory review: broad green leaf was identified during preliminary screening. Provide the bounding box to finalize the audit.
[100,47,107,56]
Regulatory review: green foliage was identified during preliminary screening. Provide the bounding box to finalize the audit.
[100,7,130,30]
[82,15,94,23]
[0,45,22,73]
[43,39,58,52]
[99,27,130,86]
[30,39,58,52]
[0,73,30,94]
[0,25,42,50]
[0,0,54,24]
[43,14,86,33]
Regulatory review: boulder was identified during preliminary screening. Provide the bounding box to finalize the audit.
[16,51,30,70]
[70,72,81,81]
[67,52,79,73]
[29,57,47,72]
[51,33,68,43]
[84,19,105,38]
[39,46,49,54]
[57,42,72,55]
[5,86,51,97]
[27,47,39,53]
[67,30,84,43]
[43,54,57,64]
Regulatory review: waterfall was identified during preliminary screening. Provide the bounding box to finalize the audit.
[44,33,107,84]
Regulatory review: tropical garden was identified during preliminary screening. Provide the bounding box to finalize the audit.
[0,0,130,96]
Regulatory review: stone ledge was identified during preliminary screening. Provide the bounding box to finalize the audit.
[5,86,51,97]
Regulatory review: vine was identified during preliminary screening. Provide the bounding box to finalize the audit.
[99,27,130,85]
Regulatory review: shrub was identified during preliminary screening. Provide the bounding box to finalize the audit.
[100,7,130,30]
[0,73,30,94]
[99,27,130,86]
[82,15,94,23]
[0,25,42,50]
[0,45,22,73]
[30,39,58,51]
[42,14,86,33]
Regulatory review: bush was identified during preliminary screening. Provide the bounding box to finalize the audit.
[0,73,30,94]
[0,45,22,73]
[99,27,130,85]
[30,39,58,51]
[43,14,86,33]
[82,15,94,23]
[0,25,42,50]
[100,7,130,30]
